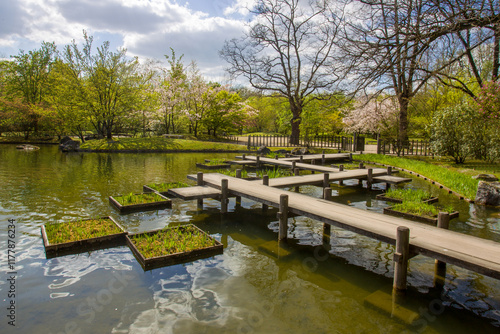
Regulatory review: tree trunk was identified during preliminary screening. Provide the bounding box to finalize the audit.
[397,96,409,156]
[289,102,302,145]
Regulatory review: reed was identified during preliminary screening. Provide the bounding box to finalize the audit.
[147,182,189,192]
[385,188,433,202]
[130,225,217,259]
[114,192,166,206]
[45,218,122,244]
[391,202,455,218]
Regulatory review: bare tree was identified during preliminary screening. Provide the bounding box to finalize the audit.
[341,0,500,154]
[220,0,342,144]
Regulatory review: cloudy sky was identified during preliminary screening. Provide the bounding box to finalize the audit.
[0,0,257,82]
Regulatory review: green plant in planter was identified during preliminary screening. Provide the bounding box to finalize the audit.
[391,202,455,218]
[256,167,290,178]
[215,169,249,178]
[129,225,218,258]
[385,188,433,202]
[205,159,227,166]
[115,192,166,206]
[147,182,189,192]
[45,218,122,244]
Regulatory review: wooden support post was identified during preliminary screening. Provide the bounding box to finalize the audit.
[262,175,269,211]
[278,194,289,241]
[339,165,344,186]
[387,166,392,175]
[221,179,228,214]
[323,173,329,188]
[275,154,279,160]
[294,168,300,176]
[300,155,303,163]
[242,153,246,160]
[197,172,204,209]
[292,161,296,172]
[235,169,242,206]
[367,168,373,190]
[434,212,450,288]
[359,162,364,169]
[256,155,260,168]
[349,153,353,161]
[321,154,325,165]
[393,226,410,291]
[323,187,332,200]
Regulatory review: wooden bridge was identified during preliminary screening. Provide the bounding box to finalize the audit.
[172,170,500,291]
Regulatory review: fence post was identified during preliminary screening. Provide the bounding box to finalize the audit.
[247,136,251,150]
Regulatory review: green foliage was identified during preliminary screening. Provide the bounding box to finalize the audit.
[114,192,166,206]
[45,218,122,244]
[385,188,433,202]
[428,104,482,164]
[80,137,248,151]
[130,225,217,258]
[147,182,189,192]
[61,31,145,139]
[359,154,479,200]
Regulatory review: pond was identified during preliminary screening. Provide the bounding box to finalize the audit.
[1,144,499,333]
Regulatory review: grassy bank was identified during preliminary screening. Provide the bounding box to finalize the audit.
[80,137,249,152]
[357,154,487,200]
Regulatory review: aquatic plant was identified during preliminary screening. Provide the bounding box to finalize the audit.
[114,192,166,206]
[391,202,455,218]
[45,218,122,244]
[385,188,433,202]
[147,182,189,192]
[130,225,218,258]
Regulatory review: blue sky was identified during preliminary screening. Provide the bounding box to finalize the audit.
[0,0,256,82]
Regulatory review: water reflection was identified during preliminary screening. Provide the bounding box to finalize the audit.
[0,145,499,333]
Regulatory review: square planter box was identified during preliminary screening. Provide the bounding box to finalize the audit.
[41,216,127,259]
[143,183,189,197]
[196,163,231,170]
[126,224,223,271]
[109,193,172,214]
[376,193,438,204]
[383,207,459,225]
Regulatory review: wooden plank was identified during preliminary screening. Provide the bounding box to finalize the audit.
[168,186,221,200]
[191,173,500,280]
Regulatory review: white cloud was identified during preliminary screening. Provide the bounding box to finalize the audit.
[0,0,251,80]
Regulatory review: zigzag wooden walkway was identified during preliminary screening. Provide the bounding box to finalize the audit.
[187,173,500,282]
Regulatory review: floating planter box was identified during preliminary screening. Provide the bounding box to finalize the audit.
[109,192,171,213]
[143,182,189,197]
[376,193,438,204]
[126,224,223,271]
[41,216,127,259]
[196,159,230,170]
[383,207,459,224]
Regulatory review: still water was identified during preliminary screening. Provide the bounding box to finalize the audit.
[0,145,499,333]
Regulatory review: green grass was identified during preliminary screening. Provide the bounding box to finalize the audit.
[391,202,455,218]
[358,154,480,200]
[129,225,218,258]
[114,192,167,206]
[385,188,433,202]
[215,169,250,178]
[45,218,122,244]
[203,159,227,166]
[80,137,248,151]
[256,167,291,178]
[147,182,189,192]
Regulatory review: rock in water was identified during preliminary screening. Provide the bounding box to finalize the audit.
[475,181,500,206]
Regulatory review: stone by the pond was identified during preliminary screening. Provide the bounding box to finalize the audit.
[475,181,500,206]
[16,144,39,150]
[291,147,310,155]
[258,146,271,155]
[473,174,499,182]
[59,139,80,152]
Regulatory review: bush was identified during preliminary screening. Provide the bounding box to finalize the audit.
[428,105,482,163]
